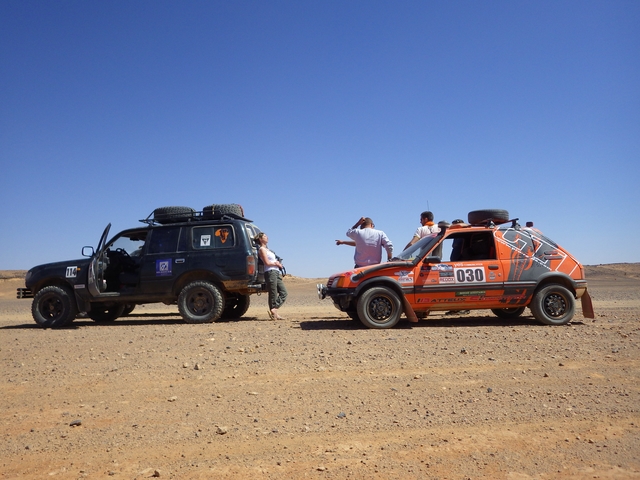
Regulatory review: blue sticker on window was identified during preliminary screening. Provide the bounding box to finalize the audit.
[156,259,172,276]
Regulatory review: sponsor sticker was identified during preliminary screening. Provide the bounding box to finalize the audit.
[431,264,453,272]
[215,228,230,243]
[456,290,486,297]
[200,235,211,247]
[156,259,172,276]
[65,266,77,278]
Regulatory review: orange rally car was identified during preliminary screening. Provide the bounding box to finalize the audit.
[318,209,594,329]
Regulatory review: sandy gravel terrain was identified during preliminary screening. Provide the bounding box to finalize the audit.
[1,265,639,479]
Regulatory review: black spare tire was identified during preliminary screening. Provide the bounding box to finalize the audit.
[202,204,244,219]
[468,209,510,225]
[153,206,195,224]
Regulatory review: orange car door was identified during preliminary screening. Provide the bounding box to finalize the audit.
[413,233,505,312]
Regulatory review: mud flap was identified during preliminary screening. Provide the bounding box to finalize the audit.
[580,290,595,319]
[402,295,419,323]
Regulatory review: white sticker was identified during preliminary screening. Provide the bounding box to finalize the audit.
[66,266,77,278]
[453,267,485,284]
[200,235,211,247]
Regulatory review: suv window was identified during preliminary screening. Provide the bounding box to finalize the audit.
[107,232,147,256]
[148,228,180,254]
[192,225,236,250]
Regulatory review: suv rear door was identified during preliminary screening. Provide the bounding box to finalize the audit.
[138,226,189,295]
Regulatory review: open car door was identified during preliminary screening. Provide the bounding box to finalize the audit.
[87,224,111,297]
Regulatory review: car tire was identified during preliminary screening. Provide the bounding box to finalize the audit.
[88,303,125,322]
[530,284,575,325]
[468,209,510,225]
[153,206,195,224]
[202,204,244,219]
[32,285,78,328]
[178,281,224,324]
[357,286,402,329]
[491,307,526,319]
[222,294,250,319]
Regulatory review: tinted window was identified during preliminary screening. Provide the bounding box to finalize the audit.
[192,226,235,249]
[148,228,180,254]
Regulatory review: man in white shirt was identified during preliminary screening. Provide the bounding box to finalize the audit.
[343,217,394,268]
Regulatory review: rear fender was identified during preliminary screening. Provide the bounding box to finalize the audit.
[534,272,580,296]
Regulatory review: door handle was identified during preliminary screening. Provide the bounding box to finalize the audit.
[175,259,185,264]
[488,265,499,270]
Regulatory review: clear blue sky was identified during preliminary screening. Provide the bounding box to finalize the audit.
[1,1,638,278]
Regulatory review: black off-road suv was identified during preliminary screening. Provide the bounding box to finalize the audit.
[17,204,266,328]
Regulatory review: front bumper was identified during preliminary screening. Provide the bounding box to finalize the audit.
[16,288,33,299]
[317,284,355,311]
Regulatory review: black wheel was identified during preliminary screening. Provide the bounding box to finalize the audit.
[121,304,136,316]
[530,285,575,325]
[178,281,224,324]
[222,294,250,319]
[202,204,244,219]
[468,209,510,225]
[88,303,125,322]
[491,307,526,319]
[357,286,402,329]
[153,206,195,224]
[32,285,78,328]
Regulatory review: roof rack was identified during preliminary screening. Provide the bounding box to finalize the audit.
[139,210,252,226]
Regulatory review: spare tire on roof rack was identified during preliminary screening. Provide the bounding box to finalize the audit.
[202,204,244,219]
[467,209,510,225]
[153,206,195,224]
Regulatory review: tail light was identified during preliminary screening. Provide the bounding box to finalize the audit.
[247,256,256,275]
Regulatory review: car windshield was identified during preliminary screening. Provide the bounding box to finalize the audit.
[393,234,440,262]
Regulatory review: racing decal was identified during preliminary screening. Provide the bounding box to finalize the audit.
[439,271,455,283]
[496,228,570,281]
[156,259,172,277]
[455,290,486,297]
[431,264,453,271]
[215,228,230,244]
[200,235,212,247]
[65,266,77,278]
[394,270,414,284]
[454,266,485,284]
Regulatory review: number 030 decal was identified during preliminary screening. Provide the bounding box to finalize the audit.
[454,267,485,283]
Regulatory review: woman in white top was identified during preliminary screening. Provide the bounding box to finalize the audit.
[255,232,288,320]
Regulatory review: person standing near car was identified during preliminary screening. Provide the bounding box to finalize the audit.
[255,232,288,320]
[404,211,440,250]
[345,217,393,268]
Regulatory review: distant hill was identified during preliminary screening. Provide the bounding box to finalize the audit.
[0,270,27,280]
[584,263,640,280]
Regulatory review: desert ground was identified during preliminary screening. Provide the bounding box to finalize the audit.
[1,264,639,479]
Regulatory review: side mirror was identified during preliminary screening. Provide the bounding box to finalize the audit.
[82,246,94,257]
[423,255,441,264]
